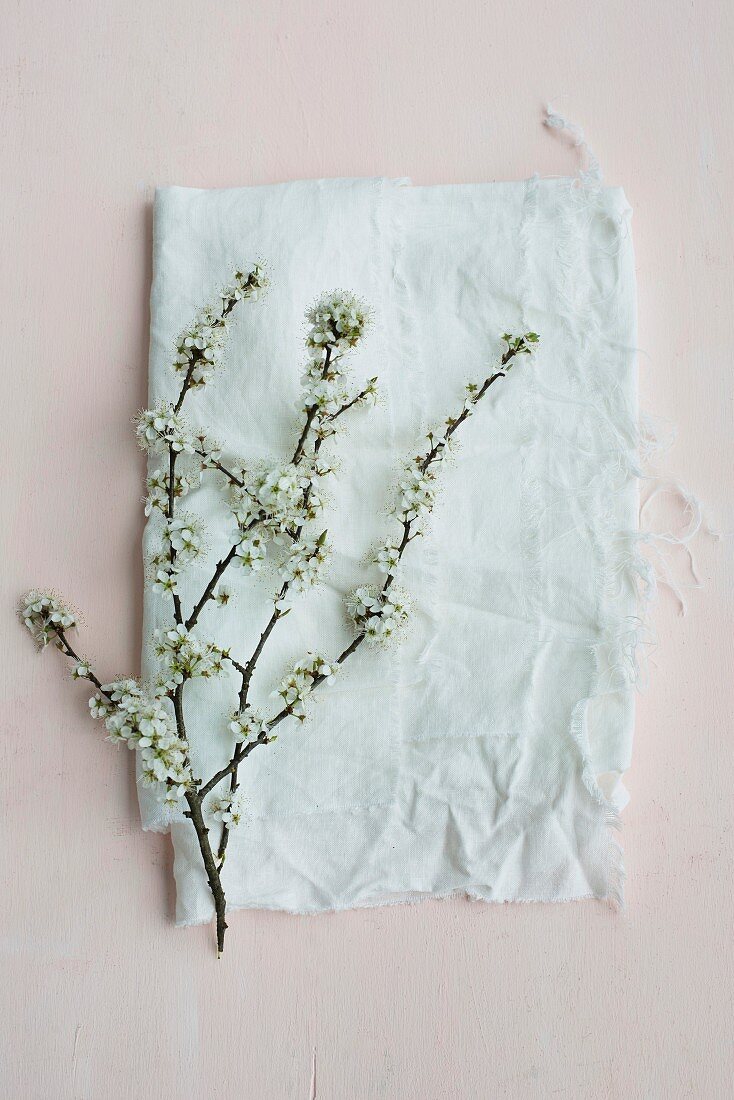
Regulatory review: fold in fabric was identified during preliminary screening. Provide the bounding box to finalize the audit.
[142,173,637,923]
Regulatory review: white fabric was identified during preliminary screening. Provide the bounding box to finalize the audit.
[141,171,638,924]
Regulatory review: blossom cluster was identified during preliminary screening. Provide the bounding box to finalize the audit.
[223,263,269,307]
[229,708,270,745]
[193,432,223,469]
[136,403,195,456]
[88,679,192,806]
[397,464,436,524]
[173,312,228,389]
[229,465,333,589]
[272,652,337,719]
[231,459,327,543]
[234,530,268,571]
[20,591,77,648]
[172,263,269,390]
[301,358,351,417]
[346,586,408,641]
[163,515,206,562]
[373,540,401,575]
[144,464,201,516]
[207,789,247,827]
[150,515,207,595]
[301,292,376,427]
[152,625,227,691]
[278,531,330,594]
[305,290,369,356]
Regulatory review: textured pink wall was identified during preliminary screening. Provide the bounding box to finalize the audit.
[2,2,732,1097]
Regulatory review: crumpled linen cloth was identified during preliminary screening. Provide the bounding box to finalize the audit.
[141,171,638,923]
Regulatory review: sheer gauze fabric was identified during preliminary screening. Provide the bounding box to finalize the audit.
[140,171,638,924]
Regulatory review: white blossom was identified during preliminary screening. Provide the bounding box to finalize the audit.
[305,290,369,355]
[135,403,195,456]
[162,515,205,562]
[234,531,267,571]
[397,464,435,523]
[229,708,269,745]
[215,585,232,607]
[158,784,188,810]
[152,568,179,596]
[152,625,227,689]
[374,540,401,575]
[346,586,382,623]
[193,432,222,468]
[272,652,337,719]
[207,790,248,827]
[254,463,311,519]
[232,460,323,539]
[301,372,349,417]
[20,591,77,648]
[71,660,91,680]
[89,679,194,801]
[144,469,168,515]
[144,465,200,515]
[171,264,268,389]
[103,677,145,707]
[278,532,330,593]
[174,315,225,388]
[346,587,408,641]
[88,692,110,720]
[228,262,269,303]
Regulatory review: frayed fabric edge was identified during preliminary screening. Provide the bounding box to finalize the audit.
[543,105,711,910]
[175,883,620,928]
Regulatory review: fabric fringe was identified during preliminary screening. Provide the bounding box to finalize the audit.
[544,104,604,185]
[541,106,710,908]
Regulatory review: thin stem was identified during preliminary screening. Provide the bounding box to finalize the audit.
[54,629,114,703]
[184,789,228,956]
[169,677,227,954]
[214,582,289,861]
[215,751,243,865]
[237,599,285,711]
[174,358,198,413]
[196,451,244,488]
[167,447,177,517]
[292,346,331,464]
[167,446,183,624]
[328,384,372,422]
[185,544,239,630]
[172,286,259,954]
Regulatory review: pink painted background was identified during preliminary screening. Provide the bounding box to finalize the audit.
[3,2,732,1097]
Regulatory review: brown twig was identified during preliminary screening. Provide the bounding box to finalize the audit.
[54,629,114,703]
[292,347,331,463]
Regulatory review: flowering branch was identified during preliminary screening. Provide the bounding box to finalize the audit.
[198,331,539,799]
[20,263,538,955]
